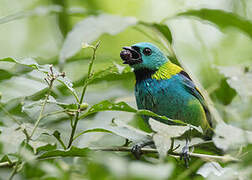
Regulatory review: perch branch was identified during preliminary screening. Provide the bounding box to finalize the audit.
[0,147,239,169]
[89,146,240,163]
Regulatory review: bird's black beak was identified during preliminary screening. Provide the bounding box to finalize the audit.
[120,46,142,65]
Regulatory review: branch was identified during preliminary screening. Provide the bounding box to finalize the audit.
[29,65,55,140]
[89,146,240,163]
[0,161,16,167]
[0,146,239,169]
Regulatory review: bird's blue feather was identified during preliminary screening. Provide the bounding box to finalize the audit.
[135,74,209,128]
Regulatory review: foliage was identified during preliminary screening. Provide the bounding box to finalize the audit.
[0,1,252,180]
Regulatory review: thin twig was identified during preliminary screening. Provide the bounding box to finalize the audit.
[67,41,100,148]
[8,158,21,180]
[0,161,14,167]
[29,65,62,140]
[29,79,54,140]
[57,138,67,150]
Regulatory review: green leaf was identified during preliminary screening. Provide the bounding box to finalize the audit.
[80,100,185,125]
[0,124,27,154]
[137,110,186,125]
[240,144,252,167]
[0,69,13,82]
[0,57,78,102]
[47,96,81,111]
[22,97,67,121]
[149,119,191,158]
[74,119,151,143]
[197,162,226,178]
[213,122,252,151]
[38,146,91,159]
[128,115,152,133]
[0,123,52,154]
[0,5,62,25]
[36,143,57,154]
[80,100,137,118]
[217,66,252,99]
[21,100,43,119]
[88,63,132,84]
[178,9,252,39]
[211,78,236,105]
[75,128,113,137]
[72,63,133,88]
[59,14,137,63]
[0,70,47,103]
[153,23,173,43]
[141,22,173,43]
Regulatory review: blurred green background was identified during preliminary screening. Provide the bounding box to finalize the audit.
[1,0,252,93]
[0,0,252,179]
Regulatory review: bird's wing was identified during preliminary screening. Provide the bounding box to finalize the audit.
[178,71,212,128]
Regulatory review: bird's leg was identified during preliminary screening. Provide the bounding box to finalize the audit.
[180,138,190,168]
[131,141,155,159]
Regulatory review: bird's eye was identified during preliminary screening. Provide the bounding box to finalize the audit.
[143,48,152,56]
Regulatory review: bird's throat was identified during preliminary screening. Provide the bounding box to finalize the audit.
[134,68,156,82]
[134,62,183,82]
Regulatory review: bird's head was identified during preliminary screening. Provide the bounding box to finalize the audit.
[120,42,168,71]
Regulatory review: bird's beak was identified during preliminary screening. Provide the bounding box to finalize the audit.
[120,46,142,65]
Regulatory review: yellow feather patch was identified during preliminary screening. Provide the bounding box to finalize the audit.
[152,61,182,80]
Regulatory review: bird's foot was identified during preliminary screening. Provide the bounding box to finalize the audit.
[131,144,143,159]
[180,142,190,168]
[131,141,154,159]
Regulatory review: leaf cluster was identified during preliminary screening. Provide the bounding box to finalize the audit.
[0,2,252,180]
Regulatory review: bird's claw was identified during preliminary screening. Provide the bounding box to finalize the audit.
[131,144,143,159]
[180,144,190,168]
[131,141,154,159]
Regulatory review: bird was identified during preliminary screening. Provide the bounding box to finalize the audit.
[120,42,213,166]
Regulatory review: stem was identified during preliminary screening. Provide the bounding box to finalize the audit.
[0,161,15,167]
[8,158,21,180]
[55,137,67,150]
[29,79,54,140]
[67,42,100,148]
[89,146,239,163]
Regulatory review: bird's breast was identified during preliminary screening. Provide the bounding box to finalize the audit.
[135,75,194,118]
[135,76,177,111]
